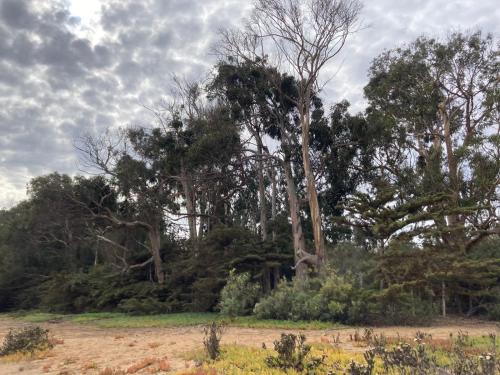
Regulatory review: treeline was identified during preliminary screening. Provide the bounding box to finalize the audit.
[0,2,498,324]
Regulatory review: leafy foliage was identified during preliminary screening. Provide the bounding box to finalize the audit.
[218,270,261,316]
[265,333,324,373]
[0,326,53,356]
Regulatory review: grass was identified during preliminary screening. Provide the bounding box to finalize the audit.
[4,311,341,330]
[179,335,499,375]
[180,344,375,375]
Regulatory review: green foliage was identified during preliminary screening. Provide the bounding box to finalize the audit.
[254,274,435,325]
[218,270,261,316]
[365,285,436,325]
[265,333,324,373]
[0,326,52,356]
[117,297,171,315]
[254,274,356,322]
[35,267,175,314]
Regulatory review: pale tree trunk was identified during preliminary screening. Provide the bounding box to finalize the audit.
[439,104,466,251]
[270,165,277,241]
[198,189,206,238]
[283,160,308,278]
[180,162,197,242]
[148,225,165,283]
[257,142,268,241]
[300,105,326,266]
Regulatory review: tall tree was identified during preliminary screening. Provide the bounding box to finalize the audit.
[221,0,362,268]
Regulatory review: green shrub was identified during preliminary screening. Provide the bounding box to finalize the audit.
[218,270,261,316]
[253,274,435,325]
[254,274,354,322]
[0,326,53,356]
[365,285,436,325]
[265,333,324,373]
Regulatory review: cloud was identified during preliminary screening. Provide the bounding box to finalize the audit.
[0,0,498,207]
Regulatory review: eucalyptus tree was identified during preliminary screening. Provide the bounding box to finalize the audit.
[348,31,499,315]
[77,132,177,283]
[245,0,362,267]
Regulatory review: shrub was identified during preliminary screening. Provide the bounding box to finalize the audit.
[254,274,354,322]
[218,270,260,316]
[265,333,324,373]
[0,326,53,356]
[203,321,226,360]
[365,285,435,325]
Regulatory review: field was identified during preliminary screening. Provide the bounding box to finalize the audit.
[0,313,498,374]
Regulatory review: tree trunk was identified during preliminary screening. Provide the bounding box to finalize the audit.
[300,107,326,266]
[148,226,165,283]
[283,160,308,278]
[439,104,466,251]
[270,165,277,241]
[257,142,268,241]
[180,162,197,242]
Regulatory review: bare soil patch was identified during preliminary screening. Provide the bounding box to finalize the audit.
[0,317,498,374]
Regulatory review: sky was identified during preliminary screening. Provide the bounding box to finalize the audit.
[0,0,498,208]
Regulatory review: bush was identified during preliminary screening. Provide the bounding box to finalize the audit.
[254,274,354,322]
[253,274,435,325]
[364,285,436,325]
[203,321,226,360]
[218,270,261,316]
[265,333,324,372]
[0,326,53,356]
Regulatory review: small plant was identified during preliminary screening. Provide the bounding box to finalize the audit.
[203,321,226,360]
[362,328,374,343]
[346,349,376,375]
[365,332,436,374]
[218,270,261,316]
[0,326,53,356]
[265,333,324,373]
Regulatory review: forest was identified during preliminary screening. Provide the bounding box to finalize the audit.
[0,0,499,331]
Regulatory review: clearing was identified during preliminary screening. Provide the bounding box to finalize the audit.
[0,314,498,374]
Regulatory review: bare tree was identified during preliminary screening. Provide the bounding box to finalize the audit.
[247,0,362,266]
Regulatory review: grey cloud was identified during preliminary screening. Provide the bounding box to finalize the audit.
[0,0,36,29]
[0,0,498,208]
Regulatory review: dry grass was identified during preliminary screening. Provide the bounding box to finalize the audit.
[0,348,53,362]
[99,368,126,375]
[177,370,217,375]
[126,357,157,373]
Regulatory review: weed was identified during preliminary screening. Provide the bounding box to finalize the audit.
[265,333,325,373]
[0,326,53,356]
[203,321,226,360]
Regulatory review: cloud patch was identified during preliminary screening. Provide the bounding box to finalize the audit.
[0,0,498,207]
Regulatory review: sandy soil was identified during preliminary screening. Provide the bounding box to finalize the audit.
[0,317,498,375]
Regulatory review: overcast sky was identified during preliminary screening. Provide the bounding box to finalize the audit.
[0,0,498,208]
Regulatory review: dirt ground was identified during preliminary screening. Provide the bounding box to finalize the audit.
[0,317,498,375]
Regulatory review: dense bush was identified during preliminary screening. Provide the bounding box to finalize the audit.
[254,274,435,325]
[37,267,175,314]
[0,326,53,356]
[254,274,354,322]
[218,270,261,316]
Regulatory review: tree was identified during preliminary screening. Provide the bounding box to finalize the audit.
[348,31,499,315]
[77,132,177,283]
[220,0,362,268]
